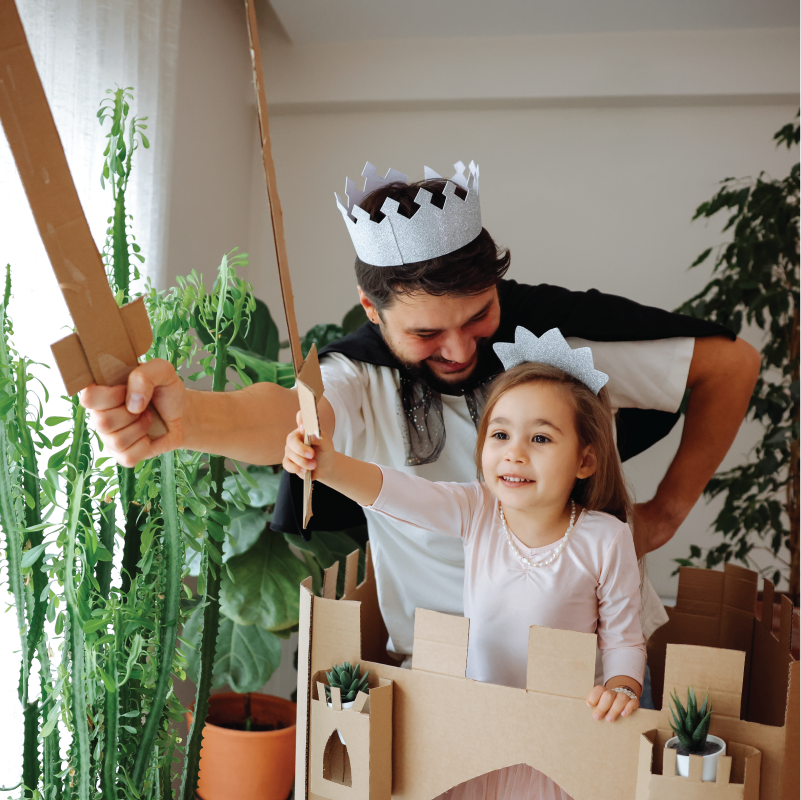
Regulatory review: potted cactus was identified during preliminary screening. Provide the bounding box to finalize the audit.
[665,688,726,781]
[325,662,370,745]
[326,661,370,708]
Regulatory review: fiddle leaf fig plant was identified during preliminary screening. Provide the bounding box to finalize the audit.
[675,114,800,601]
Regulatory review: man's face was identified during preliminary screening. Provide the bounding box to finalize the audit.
[358,286,501,391]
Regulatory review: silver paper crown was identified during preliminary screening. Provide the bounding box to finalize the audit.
[493,327,610,395]
[335,160,482,267]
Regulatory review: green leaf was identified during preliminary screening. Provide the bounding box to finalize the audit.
[41,702,61,738]
[20,541,48,568]
[341,303,369,335]
[301,323,344,358]
[223,467,281,508]
[221,536,311,631]
[181,607,282,693]
[228,347,295,387]
[286,529,364,596]
[225,508,269,559]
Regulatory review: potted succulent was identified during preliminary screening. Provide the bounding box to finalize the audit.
[325,662,370,744]
[665,688,726,781]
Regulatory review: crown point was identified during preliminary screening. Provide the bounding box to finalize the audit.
[380,196,400,216]
[414,188,434,207]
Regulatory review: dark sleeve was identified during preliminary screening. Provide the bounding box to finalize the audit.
[270,468,366,540]
[496,280,735,343]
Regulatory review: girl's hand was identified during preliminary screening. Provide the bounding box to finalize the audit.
[283,411,335,481]
[586,684,640,722]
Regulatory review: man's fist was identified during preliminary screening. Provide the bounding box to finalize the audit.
[80,358,186,467]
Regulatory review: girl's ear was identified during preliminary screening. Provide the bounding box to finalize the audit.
[576,445,597,480]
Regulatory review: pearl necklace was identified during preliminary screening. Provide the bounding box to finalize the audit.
[499,500,577,568]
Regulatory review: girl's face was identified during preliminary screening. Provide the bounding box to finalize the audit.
[481,382,597,516]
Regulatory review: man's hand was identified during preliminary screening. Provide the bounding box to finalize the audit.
[80,359,186,467]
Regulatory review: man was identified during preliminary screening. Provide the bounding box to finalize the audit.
[82,160,759,668]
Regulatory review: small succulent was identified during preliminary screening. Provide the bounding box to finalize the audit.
[326,661,370,703]
[669,687,713,754]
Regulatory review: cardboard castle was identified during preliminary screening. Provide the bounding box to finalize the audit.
[295,550,798,800]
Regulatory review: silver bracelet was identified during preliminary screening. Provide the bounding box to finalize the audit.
[612,686,638,701]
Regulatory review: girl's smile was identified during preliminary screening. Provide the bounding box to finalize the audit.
[482,381,597,548]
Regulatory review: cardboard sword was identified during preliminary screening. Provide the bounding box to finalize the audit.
[0,0,166,438]
[244,0,323,528]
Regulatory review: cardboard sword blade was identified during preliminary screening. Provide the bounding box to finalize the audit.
[244,0,323,528]
[0,0,166,438]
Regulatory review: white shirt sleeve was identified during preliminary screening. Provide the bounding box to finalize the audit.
[319,353,372,458]
[566,337,695,413]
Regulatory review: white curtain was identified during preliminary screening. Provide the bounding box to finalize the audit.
[0,0,181,787]
[0,0,181,371]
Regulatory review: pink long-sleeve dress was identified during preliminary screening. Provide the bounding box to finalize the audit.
[368,466,646,800]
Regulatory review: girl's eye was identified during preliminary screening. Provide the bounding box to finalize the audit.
[491,431,509,440]
[532,434,551,444]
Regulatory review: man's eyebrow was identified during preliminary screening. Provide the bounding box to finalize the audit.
[488,416,563,435]
[405,299,494,335]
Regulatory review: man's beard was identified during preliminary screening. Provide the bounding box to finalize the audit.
[383,330,493,395]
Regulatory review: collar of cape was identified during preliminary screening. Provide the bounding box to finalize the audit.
[319,278,733,392]
[275,279,733,539]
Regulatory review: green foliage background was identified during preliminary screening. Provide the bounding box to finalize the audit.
[675,115,799,599]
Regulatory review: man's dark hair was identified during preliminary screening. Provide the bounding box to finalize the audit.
[355,179,510,312]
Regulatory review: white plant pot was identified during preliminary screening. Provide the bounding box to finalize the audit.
[328,699,355,744]
[665,735,726,782]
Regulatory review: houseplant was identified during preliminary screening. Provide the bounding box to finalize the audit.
[675,114,800,601]
[325,661,370,707]
[186,692,296,800]
[179,298,370,696]
[665,687,725,781]
[0,84,369,799]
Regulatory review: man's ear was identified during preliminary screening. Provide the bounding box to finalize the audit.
[357,287,380,325]
[577,445,598,480]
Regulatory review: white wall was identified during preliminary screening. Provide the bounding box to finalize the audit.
[163,2,799,600]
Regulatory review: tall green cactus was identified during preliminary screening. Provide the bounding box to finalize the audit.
[180,252,254,800]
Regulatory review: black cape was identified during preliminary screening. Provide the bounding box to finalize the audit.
[272,279,733,538]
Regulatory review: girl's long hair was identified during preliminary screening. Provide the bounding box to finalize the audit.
[474,362,633,523]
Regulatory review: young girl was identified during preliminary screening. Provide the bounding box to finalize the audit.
[284,327,645,800]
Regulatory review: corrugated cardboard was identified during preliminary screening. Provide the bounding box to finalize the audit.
[243,0,324,527]
[296,556,798,800]
[0,0,165,436]
[636,728,761,800]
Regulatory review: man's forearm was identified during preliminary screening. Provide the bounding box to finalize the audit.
[181,382,300,465]
[641,336,760,553]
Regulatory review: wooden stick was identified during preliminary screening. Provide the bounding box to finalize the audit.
[243,0,303,372]
[0,0,166,437]
[243,0,323,528]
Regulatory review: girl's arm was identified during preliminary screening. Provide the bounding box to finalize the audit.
[283,413,382,507]
[284,414,478,538]
[587,522,647,722]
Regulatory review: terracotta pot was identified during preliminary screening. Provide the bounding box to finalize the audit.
[187,692,296,800]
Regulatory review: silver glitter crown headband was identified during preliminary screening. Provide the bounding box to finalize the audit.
[335,160,482,267]
[493,327,610,395]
